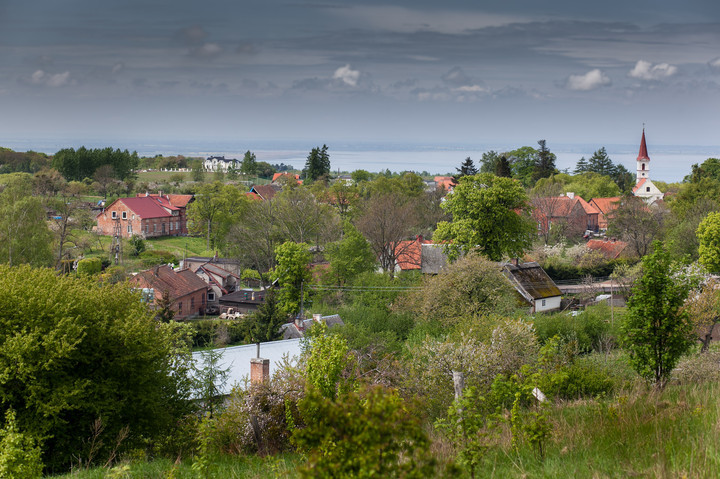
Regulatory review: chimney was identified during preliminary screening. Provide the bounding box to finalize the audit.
[313,313,322,323]
[566,192,575,199]
[250,357,270,384]
[512,257,519,266]
[295,317,304,329]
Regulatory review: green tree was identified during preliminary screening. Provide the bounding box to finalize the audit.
[532,139,557,183]
[0,173,53,267]
[574,156,589,175]
[293,385,435,479]
[507,146,538,187]
[479,150,502,174]
[247,288,286,343]
[587,147,614,176]
[303,145,331,182]
[324,221,376,286]
[187,182,248,250]
[685,157,720,183]
[0,409,43,479]
[563,172,620,200]
[434,173,535,261]
[622,241,694,388]
[240,150,258,176]
[155,289,176,323]
[304,323,354,400]
[608,196,665,257]
[697,211,720,272]
[0,265,193,470]
[494,155,512,178]
[272,242,312,316]
[453,157,478,185]
[191,159,206,183]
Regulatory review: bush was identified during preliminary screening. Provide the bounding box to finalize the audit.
[76,257,102,276]
[0,410,43,479]
[533,304,616,354]
[139,250,178,268]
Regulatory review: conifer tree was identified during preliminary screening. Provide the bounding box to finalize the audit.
[574,156,589,174]
[532,140,557,182]
[495,155,512,178]
[452,157,478,185]
[303,145,331,182]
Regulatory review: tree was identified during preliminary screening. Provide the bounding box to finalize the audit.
[303,145,331,182]
[155,289,175,323]
[506,146,538,187]
[0,173,53,267]
[187,182,248,251]
[240,150,258,176]
[272,242,312,316]
[697,211,720,272]
[191,159,206,183]
[608,196,666,258]
[0,409,43,479]
[574,156,589,175]
[683,278,720,353]
[273,186,340,249]
[434,173,535,261]
[247,288,286,343]
[293,385,435,478]
[563,172,620,200]
[453,157,478,185]
[479,150,501,174]
[622,241,694,388]
[0,265,193,470]
[532,139,557,183]
[355,192,418,276]
[530,179,565,244]
[324,221,377,286]
[494,155,512,178]
[92,164,117,199]
[587,147,614,176]
[666,198,719,261]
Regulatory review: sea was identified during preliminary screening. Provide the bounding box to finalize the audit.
[4,138,719,183]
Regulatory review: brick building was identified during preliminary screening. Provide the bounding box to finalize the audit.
[130,265,209,319]
[96,193,193,239]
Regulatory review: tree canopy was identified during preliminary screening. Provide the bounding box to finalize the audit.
[434,173,535,261]
[303,145,331,182]
[52,147,139,182]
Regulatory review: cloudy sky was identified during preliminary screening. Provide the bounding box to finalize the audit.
[2,0,720,149]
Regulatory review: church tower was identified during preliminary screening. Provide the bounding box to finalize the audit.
[632,128,663,204]
[636,129,650,181]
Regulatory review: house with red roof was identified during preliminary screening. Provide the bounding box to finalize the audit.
[194,262,242,310]
[532,193,601,237]
[130,265,209,319]
[249,184,282,201]
[589,196,621,230]
[96,193,193,239]
[586,237,630,260]
[393,235,433,272]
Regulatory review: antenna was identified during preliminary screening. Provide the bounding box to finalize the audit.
[110,216,123,265]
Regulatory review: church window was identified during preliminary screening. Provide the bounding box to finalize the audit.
[642,163,645,170]
[646,187,650,192]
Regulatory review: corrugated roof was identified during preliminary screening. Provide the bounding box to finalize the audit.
[503,262,562,300]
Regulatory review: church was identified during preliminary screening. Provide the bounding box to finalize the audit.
[631,129,664,204]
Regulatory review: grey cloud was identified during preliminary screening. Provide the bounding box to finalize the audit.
[176,26,207,46]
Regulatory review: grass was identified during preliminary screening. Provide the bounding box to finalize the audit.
[49,453,301,479]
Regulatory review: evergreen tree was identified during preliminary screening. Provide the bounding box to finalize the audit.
[495,155,512,178]
[248,288,286,343]
[240,150,257,176]
[155,290,175,323]
[452,157,478,185]
[574,156,589,175]
[611,163,635,194]
[532,140,557,183]
[303,145,331,182]
[588,147,613,176]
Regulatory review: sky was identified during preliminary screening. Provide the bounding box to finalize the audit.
[1,0,720,154]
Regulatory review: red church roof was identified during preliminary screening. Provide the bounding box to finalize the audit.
[637,129,650,162]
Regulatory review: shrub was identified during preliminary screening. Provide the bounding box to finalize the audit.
[76,257,102,276]
[533,305,615,354]
[0,410,43,479]
[139,250,178,268]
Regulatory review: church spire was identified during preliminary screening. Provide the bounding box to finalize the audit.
[637,128,650,162]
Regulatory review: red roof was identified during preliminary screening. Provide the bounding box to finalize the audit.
[576,196,601,215]
[394,235,432,270]
[589,197,621,215]
[632,178,647,194]
[136,193,194,208]
[250,184,282,200]
[434,176,454,191]
[637,129,650,162]
[586,238,628,260]
[272,173,301,184]
[113,197,173,218]
[130,265,208,300]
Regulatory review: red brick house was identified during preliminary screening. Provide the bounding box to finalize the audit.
[589,197,621,231]
[130,265,209,319]
[96,193,193,238]
[532,193,601,237]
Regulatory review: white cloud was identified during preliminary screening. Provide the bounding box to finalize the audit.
[628,60,677,80]
[191,43,222,58]
[709,57,720,71]
[453,85,487,93]
[333,64,360,87]
[30,70,71,87]
[565,69,611,91]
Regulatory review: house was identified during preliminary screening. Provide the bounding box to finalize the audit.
[130,265,209,319]
[272,172,301,184]
[502,261,562,313]
[181,256,245,277]
[586,237,629,260]
[393,235,433,272]
[632,129,664,204]
[248,184,282,201]
[532,193,601,237]
[434,176,455,193]
[219,289,267,315]
[421,243,449,274]
[588,197,621,231]
[194,262,242,310]
[203,156,239,172]
[280,314,344,340]
[96,193,193,238]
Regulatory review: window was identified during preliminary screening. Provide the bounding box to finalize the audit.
[177,302,182,312]
[122,211,127,219]
[111,211,117,219]
[646,187,650,192]
[208,292,215,301]
[169,222,173,231]
[642,163,645,171]
[144,224,149,234]
[176,221,180,231]
[153,223,157,232]
[541,299,546,307]
[191,297,195,309]
[127,225,131,234]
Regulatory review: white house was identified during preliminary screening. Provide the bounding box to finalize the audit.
[502,261,562,313]
[203,156,239,172]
